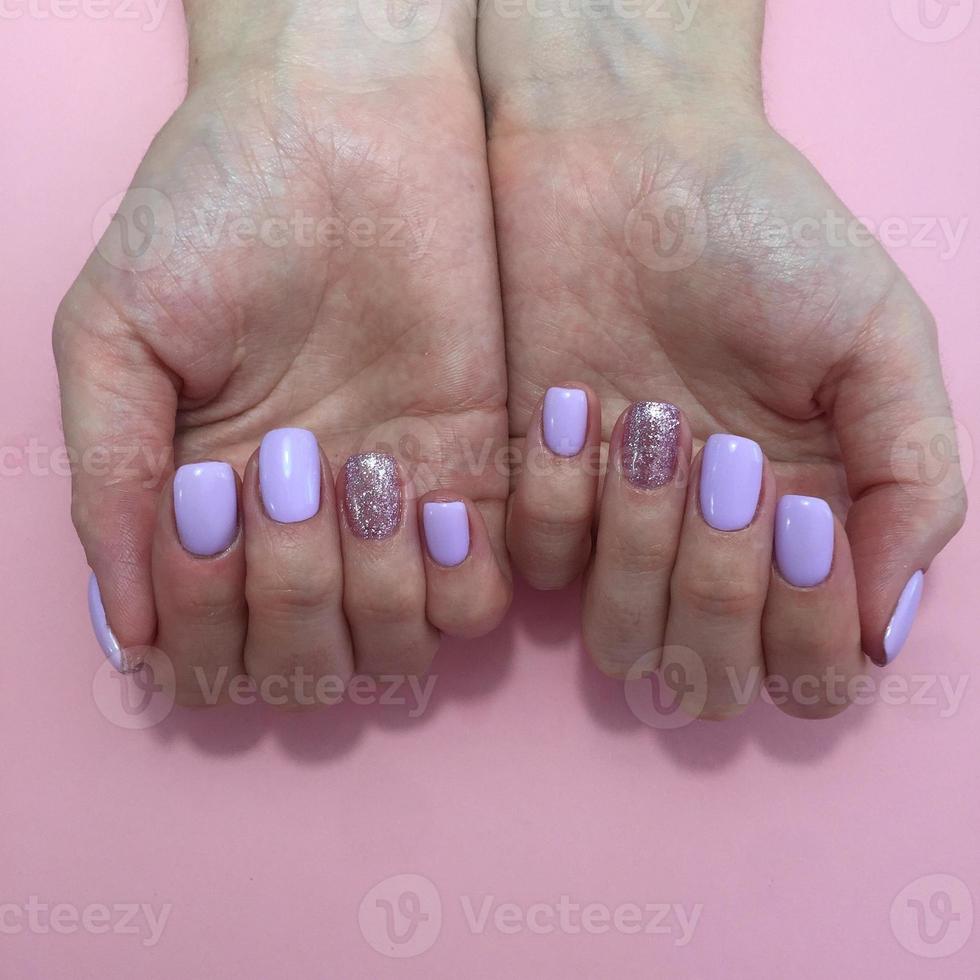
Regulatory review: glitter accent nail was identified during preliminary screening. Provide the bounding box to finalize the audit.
[343,452,402,540]
[620,402,681,489]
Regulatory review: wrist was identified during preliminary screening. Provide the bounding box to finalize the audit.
[480,0,766,135]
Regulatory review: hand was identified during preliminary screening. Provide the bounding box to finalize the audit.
[56,0,510,705]
[480,2,966,718]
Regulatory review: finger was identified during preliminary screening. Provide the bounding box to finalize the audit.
[420,496,512,638]
[763,496,864,720]
[54,294,176,656]
[242,429,354,709]
[152,462,246,706]
[831,288,967,664]
[339,453,439,677]
[664,435,775,720]
[582,402,691,678]
[507,385,601,589]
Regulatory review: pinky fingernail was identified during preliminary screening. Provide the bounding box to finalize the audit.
[543,387,588,457]
[423,501,470,567]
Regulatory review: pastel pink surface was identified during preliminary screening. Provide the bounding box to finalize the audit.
[1,5,978,978]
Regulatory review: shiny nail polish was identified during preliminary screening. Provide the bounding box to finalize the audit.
[620,401,681,488]
[700,434,763,531]
[343,453,402,540]
[259,428,321,524]
[173,462,238,556]
[423,501,470,567]
[87,573,133,673]
[883,570,925,664]
[543,387,588,457]
[774,495,834,587]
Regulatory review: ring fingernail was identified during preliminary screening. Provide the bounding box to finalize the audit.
[343,452,402,540]
[543,387,588,457]
[621,401,681,488]
[775,495,833,587]
[259,428,321,524]
[423,501,470,567]
[883,570,925,664]
[700,434,763,531]
[174,462,238,556]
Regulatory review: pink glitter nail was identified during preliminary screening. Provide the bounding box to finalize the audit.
[621,402,681,489]
[343,453,402,539]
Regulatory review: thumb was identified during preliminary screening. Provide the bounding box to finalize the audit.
[54,276,177,666]
[832,287,967,665]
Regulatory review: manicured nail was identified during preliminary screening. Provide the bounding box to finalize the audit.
[87,573,135,673]
[700,434,763,531]
[259,428,321,524]
[883,570,925,664]
[543,387,588,457]
[423,501,470,567]
[343,452,401,540]
[174,461,238,556]
[620,401,681,488]
[774,495,834,587]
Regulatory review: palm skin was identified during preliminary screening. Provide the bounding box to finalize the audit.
[495,113,903,507]
[487,94,964,661]
[56,57,508,646]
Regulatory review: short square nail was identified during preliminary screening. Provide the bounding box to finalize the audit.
[343,453,402,540]
[543,387,588,457]
[87,573,128,672]
[423,501,470,567]
[700,434,764,531]
[174,461,238,556]
[883,570,925,664]
[775,495,834,587]
[259,428,321,524]
[620,401,681,488]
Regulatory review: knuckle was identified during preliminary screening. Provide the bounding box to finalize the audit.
[672,569,764,620]
[247,566,342,616]
[346,580,424,626]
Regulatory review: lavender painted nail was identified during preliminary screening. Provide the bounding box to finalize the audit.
[883,570,925,664]
[259,428,321,524]
[87,573,133,673]
[543,387,588,457]
[344,453,402,540]
[173,462,238,556]
[621,401,681,489]
[775,495,834,588]
[423,501,470,567]
[700,434,764,531]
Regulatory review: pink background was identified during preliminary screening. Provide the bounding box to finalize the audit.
[1,2,978,976]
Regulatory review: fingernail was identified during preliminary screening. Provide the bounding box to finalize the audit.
[343,452,402,540]
[700,434,763,531]
[174,461,238,556]
[423,501,470,567]
[883,570,925,664]
[620,401,681,488]
[774,495,834,587]
[259,428,321,524]
[87,573,136,673]
[543,387,588,457]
